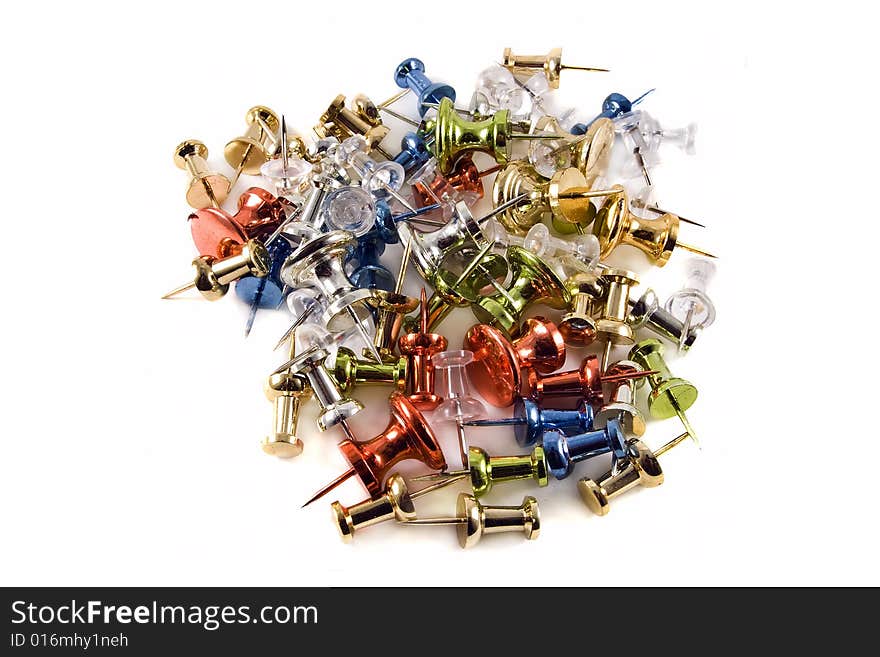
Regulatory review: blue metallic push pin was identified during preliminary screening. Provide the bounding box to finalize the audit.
[570,89,655,135]
[462,397,594,448]
[236,238,293,335]
[347,230,395,292]
[393,132,433,176]
[372,199,445,246]
[541,418,628,480]
[394,58,456,117]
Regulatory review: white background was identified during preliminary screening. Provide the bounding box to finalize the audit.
[1,1,877,586]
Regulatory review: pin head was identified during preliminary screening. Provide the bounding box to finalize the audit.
[463,324,520,408]
[188,207,247,258]
[233,187,287,241]
[394,58,427,87]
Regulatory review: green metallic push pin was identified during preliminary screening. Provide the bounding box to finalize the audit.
[331,347,408,394]
[413,445,548,497]
[470,245,571,337]
[629,339,699,446]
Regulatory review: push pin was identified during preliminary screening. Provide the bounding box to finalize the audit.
[331,135,411,210]
[594,360,647,437]
[630,339,700,446]
[281,326,364,436]
[410,156,496,212]
[260,117,313,200]
[613,111,658,186]
[463,397,594,448]
[559,271,604,347]
[236,237,293,336]
[401,493,540,548]
[414,445,548,497]
[369,240,420,361]
[315,95,391,157]
[639,112,697,155]
[595,268,639,372]
[665,258,717,350]
[321,185,376,236]
[161,239,269,300]
[393,132,433,175]
[431,350,488,469]
[301,391,447,506]
[224,106,280,187]
[173,139,230,210]
[331,346,407,394]
[470,245,571,337]
[280,230,385,362]
[542,418,628,479]
[570,90,654,134]
[463,317,566,408]
[398,290,448,410]
[262,339,311,457]
[592,186,716,266]
[522,354,654,408]
[394,57,456,117]
[501,47,608,88]
[492,162,610,234]
[331,473,458,542]
[628,288,699,351]
[424,97,564,173]
[348,229,394,292]
[578,431,690,515]
[187,187,286,258]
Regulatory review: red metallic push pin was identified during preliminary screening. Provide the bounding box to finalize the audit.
[188,187,287,257]
[301,392,447,507]
[522,355,655,409]
[464,317,566,408]
[398,289,448,410]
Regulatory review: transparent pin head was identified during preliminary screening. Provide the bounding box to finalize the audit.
[613,110,661,173]
[431,350,487,423]
[481,218,523,248]
[286,286,325,323]
[321,186,376,236]
[475,64,518,104]
[529,137,571,178]
[469,90,493,119]
[665,258,717,330]
[646,118,697,156]
[260,156,313,200]
[523,223,600,269]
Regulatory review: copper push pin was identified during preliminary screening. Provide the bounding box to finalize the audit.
[397,290,448,410]
[225,106,280,188]
[400,493,540,548]
[629,339,700,447]
[173,140,231,210]
[301,392,447,507]
[331,473,458,542]
[522,354,655,409]
[161,239,269,300]
[592,186,717,266]
[463,317,566,408]
[188,187,286,258]
[501,48,608,89]
[578,431,690,515]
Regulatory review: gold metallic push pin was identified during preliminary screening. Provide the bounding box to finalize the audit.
[161,239,269,300]
[594,360,647,438]
[401,493,540,548]
[173,139,231,209]
[559,271,605,347]
[314,95,391,158]
[262,339,312,457]
[502,48,609,88]
[225,106,280,187]
[492,162,608,234]
[592,186,716,266]
[595,268,640,372]
[629,339,700,446]
[414,445,549,497]
[578,432,689,515]
[470,245,571,337]
[331,473,456,542]
[528,116,614,191]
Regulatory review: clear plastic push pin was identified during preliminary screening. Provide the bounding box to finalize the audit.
[431,350,488,470]
[664,258,717,349]
[333,135,410,209]
[259,115,313,200]
[639,112,697,155]
[613,111,660,186]
[321,185,376,236]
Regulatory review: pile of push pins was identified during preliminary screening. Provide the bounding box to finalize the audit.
[165,48,716,548]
